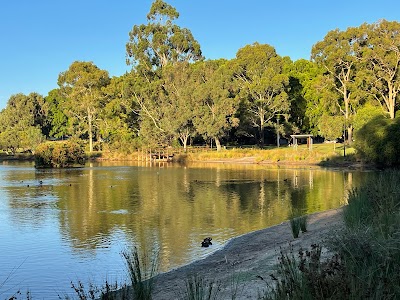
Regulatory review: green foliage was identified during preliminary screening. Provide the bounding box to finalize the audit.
[354,115,400,166]
[289,217,301,238]
[362,20,400,119]
[234,43,290,147]
[100,75,140,149]
[192,60,240,151]
[0,93,47,153]
[352,102,385,132]
[126,0,202,71]
[289,213,308,238]
[299,216,308,233]
[318,114,344,141]
[265,171,400,300]
[263,244,349,300]
[4,16,400,158]
[44,89,69,139]
[0,93,47,131]
[289,59,325,134]
[344,171,400,237]
[160,62,196,149]
[311,25,368,143]
[34,141,85,168]
[329,172,400,299]
[122,247,159,300]
[58,61,110,152]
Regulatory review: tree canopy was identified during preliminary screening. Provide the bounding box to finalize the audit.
[58,61,110,152]
[126,0,202,72]
[1,0,398,159]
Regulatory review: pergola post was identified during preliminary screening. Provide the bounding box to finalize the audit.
[290,134,313,151]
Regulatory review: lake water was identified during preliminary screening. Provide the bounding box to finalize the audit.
[0,161,374,298]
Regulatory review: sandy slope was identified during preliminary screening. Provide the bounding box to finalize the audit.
[150,208,344,299]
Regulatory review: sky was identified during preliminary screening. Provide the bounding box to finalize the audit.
[0,0,399,109]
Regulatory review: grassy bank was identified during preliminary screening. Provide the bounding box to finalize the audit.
[185,143,355,164]
[264,171,400,300]
[94,143,358,167]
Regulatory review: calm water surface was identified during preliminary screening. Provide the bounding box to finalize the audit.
[0,161,374,298]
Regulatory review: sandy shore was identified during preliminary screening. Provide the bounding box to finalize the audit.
[150,208,345,299]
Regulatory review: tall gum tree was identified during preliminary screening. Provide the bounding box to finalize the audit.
[126,0,202,71]
[100,75,140,150]
[311,26,367,143]
[234,43,290,148]
[58,61,110,152]
[363,20,400,119]
[161,62,196,150]
[288,59,325,135]
[125,0,202,148]
[192,60,240,151]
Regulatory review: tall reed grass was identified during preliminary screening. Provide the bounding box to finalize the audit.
[264,171,400,300]
[122,246,159,300]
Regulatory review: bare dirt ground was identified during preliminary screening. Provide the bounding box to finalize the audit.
[151,208,345,299]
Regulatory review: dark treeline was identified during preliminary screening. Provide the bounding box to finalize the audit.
[1,0,399,155]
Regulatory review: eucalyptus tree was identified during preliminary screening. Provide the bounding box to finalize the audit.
[58,61,110,152]
[100,75,140,150]
[191,59,240,151]
[363,20,400,119]
[0,93,46,153]
[160,62,196,150]
[288,59,325,135]
[44,89,69,139]
[125,0,203,148]
[126,0,202,71]
[311,25,368,143]
[234,43,290,147]
[126,70,169,147]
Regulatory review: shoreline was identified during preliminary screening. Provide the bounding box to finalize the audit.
[149,208,345,299]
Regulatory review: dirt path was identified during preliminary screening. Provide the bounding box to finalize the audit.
[151,208,344,299]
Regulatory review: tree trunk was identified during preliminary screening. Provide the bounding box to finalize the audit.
[180,135,189,152]
[389,104,395,119]
[214,137,222,152]
[259,124,265,148]
[259,108,265,148]
[347,126,353,145]
[88,108,93,153]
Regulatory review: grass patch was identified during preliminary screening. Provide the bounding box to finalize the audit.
[289,210,308,238]
[263,170,400,300]
[299,216,308,233]
[186,143,355,165]
[179,274,221,300]
[122,246,159,300]
[261,244,348,300]
[289,217,301,238]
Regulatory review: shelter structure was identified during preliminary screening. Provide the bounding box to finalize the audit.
[290,134,313,150]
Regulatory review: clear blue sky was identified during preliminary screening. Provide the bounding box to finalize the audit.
[1,0,398,109]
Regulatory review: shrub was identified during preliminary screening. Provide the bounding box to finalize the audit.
[262,244,349,300]
[354,115,400,166]
[34,141,85,168]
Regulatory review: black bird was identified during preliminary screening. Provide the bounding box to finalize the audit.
[201,237,212,247]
